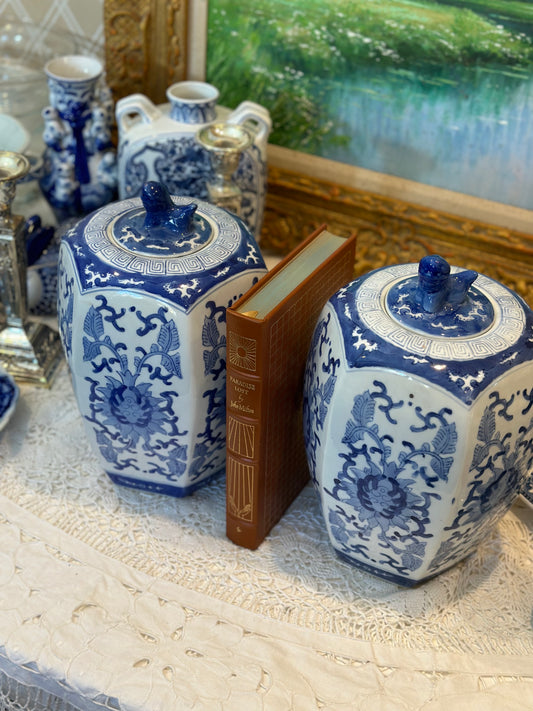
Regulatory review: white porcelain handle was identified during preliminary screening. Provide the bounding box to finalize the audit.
[228,101,272,144]
[116,94,162,136]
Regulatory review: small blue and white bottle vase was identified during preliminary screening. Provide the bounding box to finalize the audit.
[116,81,271,238]
[57,181,267,496]
[303,255,533,586]
[39,55,117,222]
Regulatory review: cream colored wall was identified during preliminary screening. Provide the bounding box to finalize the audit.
[0,0,104,44]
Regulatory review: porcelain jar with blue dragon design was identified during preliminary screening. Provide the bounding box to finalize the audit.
[303,255,533,586]
[57,181,267,496]
[115,81,271,239]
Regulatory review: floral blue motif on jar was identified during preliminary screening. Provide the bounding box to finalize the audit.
[69,297,227,492]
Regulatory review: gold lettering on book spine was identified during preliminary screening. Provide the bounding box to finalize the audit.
[227,456,254,521]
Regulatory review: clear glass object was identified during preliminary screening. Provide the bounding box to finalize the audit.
[196,122,252,217]
[0,21,100,147]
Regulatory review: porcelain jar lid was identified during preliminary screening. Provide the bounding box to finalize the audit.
[64,181,261,309]
[331,255,533,404]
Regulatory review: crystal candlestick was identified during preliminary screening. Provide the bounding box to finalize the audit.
[0,151,62,386]
[196,123,252,217]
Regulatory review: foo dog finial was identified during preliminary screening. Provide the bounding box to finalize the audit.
[141,181,197,236]
[416,255,477,314]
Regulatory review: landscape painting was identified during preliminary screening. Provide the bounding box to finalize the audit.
[205,0,533,211]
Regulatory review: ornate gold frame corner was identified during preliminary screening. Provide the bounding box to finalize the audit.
[261,159,533,303]
[103,1,533,304]
[104,0,188,104]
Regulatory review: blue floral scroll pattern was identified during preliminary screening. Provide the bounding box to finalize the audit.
[303,312,340,486]
[82,296,189,484]
[326,382,457,579]
[57,250,74,359]
[303,310,458,582]
[188,300,228,482]
[79,294,232,489]
[428,387,533,574]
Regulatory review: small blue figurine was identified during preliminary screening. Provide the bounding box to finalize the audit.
[142,181,197,236]
[416,255,477,313]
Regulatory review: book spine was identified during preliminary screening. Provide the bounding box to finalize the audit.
[225,309,266,549]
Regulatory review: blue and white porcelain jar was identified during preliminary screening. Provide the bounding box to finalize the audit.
[58,181,267,496]
[303,255,533,586]
[116,81,271,239]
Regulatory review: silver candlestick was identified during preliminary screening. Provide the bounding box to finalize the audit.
[196,123,252,217]
[0,151,62,386]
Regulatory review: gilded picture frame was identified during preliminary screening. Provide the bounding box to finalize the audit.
[103,0,533,303]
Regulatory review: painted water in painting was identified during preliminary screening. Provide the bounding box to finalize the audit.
[206,0,533,210]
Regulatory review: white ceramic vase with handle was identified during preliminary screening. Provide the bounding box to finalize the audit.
[116,81,271,238]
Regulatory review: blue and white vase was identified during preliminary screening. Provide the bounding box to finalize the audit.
[39,55,117,221]
[115,81,271,238]
[57,181,267,496]
[303,255,533,586]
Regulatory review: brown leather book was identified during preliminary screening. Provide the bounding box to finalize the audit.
[225,225,357,549]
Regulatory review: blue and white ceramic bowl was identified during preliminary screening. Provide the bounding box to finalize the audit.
[303,255,533,586]
[57,181,267,496]
[0,366,19,432]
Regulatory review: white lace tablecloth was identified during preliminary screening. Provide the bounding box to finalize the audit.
[0,362,532,710]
